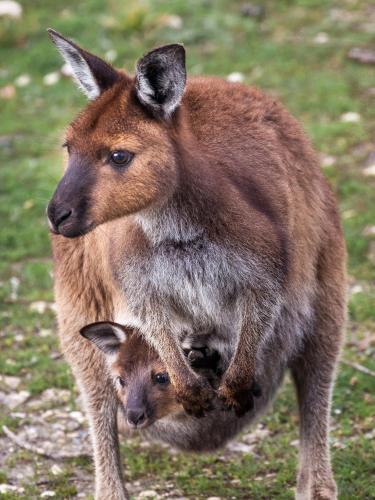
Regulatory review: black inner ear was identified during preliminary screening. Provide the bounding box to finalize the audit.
[82,48,120,92]
[80,324,121,354]
[144,62,169,104]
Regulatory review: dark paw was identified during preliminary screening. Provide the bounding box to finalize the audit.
[175,376,215,418]
[217,380,261,417]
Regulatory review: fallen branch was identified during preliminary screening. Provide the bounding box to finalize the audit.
[341,359,375,377]
[2,425,91,459]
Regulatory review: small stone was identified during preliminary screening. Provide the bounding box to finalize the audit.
[226,441,254,453]
[69,410,85,424]
[139,491,159,498]
[321,155,336,168]
[290,439,299,447]
[51,464,63,476]
[29,301,49,313]
[0,84,16,99]
[227,72,244,83]
[240,3,264,19]
[340,112,361,123]
[207,497,222,500]
[41,491,56,498]
[9,276,20,301]
[0,390,30,409]
[363,226,375,237]
[3,375,21,389]
[43,72,60,86]
[0,1,22,18]
[15,74,31,87]
[105,49,117,62]
[61,63,73,77]
[363,165,375,177]
[39,328,52,337]
[159,14,183,30]
[0,484,25,494]
[313,32,329,44]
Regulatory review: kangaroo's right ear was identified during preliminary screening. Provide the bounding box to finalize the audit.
[80,322,131,355]
[47,28,120,100]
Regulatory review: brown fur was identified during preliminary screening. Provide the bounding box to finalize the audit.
[48,32,346,500]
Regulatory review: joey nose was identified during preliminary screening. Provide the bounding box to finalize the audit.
[127,408,146,428]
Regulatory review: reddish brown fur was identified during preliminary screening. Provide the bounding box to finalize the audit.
[48,33,346,500]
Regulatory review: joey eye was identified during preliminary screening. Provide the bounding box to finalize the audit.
[154,373,170,385]
[109,150,134,167]
[117,377,126,388]
[62,142,70,153]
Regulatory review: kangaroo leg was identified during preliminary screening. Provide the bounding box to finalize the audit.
[292,252,345,500]
[66,336,128,500]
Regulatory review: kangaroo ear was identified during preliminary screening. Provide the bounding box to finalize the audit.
[80,322,131,355]
[135,44,186,118]
[47,29,120,100]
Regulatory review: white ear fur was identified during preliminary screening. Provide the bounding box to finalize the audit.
[48,30,100,99]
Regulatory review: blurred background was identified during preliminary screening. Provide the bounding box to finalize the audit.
[0,0,374,498]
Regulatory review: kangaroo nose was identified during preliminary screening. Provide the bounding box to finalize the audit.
[127,408,146,428]
[47,204,73,232]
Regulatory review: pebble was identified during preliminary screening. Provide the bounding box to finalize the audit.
[139,491,159,498]
[51,464,63,476]
[43,72,60,86]
[61,62,73,77]
[227,72,244,83]
[15,74,31,87]
[41,491,56,498]
[313,32,329,44]
[226,441,254,453]
[340,112,361,123]
[363,165,375,177]
[0,484,25,494]
[0,1,22,18]
[1,375,21,389]
[0,84,16,99]
[0,390,30,409]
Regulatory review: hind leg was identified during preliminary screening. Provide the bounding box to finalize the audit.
[292,252,345,499]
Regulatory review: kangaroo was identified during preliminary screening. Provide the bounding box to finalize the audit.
[47,29,346,500]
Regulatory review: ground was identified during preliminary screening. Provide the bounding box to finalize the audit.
[0,0,374,498]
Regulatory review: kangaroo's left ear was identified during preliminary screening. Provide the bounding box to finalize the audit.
[47,28,120,100]
[135,44,186,119]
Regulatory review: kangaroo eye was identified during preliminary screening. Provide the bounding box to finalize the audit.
[109,150,134,167]
[154,373,170,385]
[117,377,126,388]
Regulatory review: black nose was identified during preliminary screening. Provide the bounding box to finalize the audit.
[47,204,73,232]
[127,408,146,427]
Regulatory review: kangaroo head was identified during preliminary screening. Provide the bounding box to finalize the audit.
[47,30,186,237]
[80,321,181,429]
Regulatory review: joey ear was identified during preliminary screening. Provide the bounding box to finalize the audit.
[135,44,186,118]
[80,321,131,355]
[47,28,120,100]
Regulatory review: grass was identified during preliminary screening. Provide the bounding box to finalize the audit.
[1,0,374,498]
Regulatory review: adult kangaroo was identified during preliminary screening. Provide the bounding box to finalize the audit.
[47,29,346,500]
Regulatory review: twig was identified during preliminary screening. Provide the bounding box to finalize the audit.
[2,425,91,459]
[341,359,375,377]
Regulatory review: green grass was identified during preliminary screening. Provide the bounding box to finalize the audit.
[1,0,374,498]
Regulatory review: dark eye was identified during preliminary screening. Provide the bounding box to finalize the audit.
[117,377,126,387]
[154,373,170,385]
[62,142,70,154]
[109,150,133,167]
